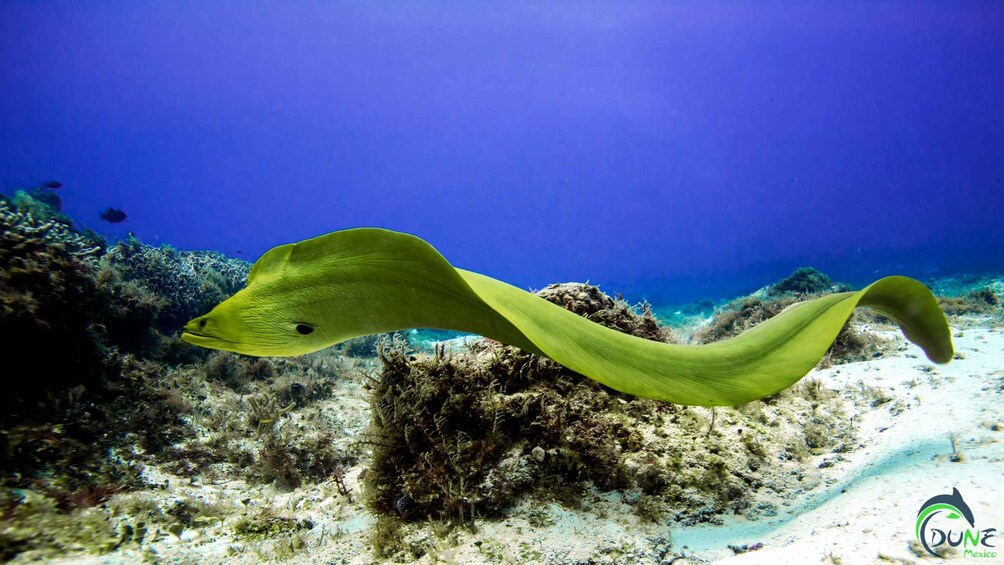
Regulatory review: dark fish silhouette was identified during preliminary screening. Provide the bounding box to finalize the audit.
[43,180,63,189]
[100,207,128,224]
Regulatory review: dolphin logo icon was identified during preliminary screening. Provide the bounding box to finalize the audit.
[916,488,976,556]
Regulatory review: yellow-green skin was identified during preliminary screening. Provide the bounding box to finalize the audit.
[181,228,953,406]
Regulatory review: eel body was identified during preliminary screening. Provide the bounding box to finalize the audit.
[181,228,953,406]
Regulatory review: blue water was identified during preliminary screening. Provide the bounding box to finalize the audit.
[2,2,1002,304]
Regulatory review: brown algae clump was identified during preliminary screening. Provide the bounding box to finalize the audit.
[362,282,855,537]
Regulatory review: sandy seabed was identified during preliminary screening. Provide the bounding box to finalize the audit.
[48,324,1003,565]
[680,326,1004,564]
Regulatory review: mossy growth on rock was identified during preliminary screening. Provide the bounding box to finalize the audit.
[938,286,1002,317]
[769,267,849,297]
[0,194,252,543]
[362,283,853,538]
[0,490,125,561]
[926,276,1003,329]
[233,511,314,541]
[691,295,798,344]
[0,196,203,512]
[161,349,359,487]
[536,283,673,342]
[693,269,893,366]
[99,236,249,331]
[1,197,111,400]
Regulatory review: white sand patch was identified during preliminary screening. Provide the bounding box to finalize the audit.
[678,327,1004,564]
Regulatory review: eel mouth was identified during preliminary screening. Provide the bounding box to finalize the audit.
[180,330,234,349]
[180,320,238,350]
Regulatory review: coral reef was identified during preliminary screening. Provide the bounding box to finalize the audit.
[1,198,111,404]
[0,192,354,560]
[100,237,249,330]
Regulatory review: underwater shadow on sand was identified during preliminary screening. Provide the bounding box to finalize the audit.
[670,438,943,554]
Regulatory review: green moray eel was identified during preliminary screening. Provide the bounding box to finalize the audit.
[181,228,953,406]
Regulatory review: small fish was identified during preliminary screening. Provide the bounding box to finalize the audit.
[100,207,128,223]
[42,180,63,189]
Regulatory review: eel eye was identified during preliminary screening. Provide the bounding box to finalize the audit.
[295,323,314,335]
[199,318,207,328]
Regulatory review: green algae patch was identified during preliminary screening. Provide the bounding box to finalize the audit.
[0,491,124,561]
[233,513,314,541]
